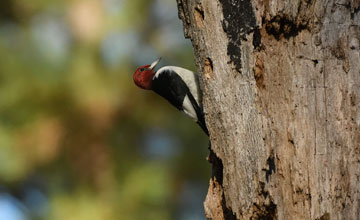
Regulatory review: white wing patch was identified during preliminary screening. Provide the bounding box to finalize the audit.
[155,66,202,107]
[182,95,198,121]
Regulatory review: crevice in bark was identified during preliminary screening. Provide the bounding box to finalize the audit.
[265,156,276,183]
[207,146,237,220]
[252,27,262,50]
[264,15,309,40]
[250,201,277,220]
[204,58,214,79]
[194,3,205,28]
[351,6,360,19]
[208,146,223,185]
[250,182,277,220]
[312,59,319,66]
[259,182,269,200]
[315,212,330,220]
[222,193,237,220]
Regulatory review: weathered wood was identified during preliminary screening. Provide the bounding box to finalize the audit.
[176,0,360,219]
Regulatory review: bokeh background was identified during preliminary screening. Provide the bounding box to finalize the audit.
[0,0,210,219]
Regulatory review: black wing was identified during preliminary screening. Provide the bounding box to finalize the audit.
[152,69,188,110]
[152,69,208,135]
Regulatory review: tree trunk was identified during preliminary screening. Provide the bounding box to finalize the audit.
[176,0,360,219]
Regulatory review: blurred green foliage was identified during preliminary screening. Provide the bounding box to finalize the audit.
[0,0,210,219]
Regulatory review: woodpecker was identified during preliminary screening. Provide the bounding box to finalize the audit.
[133,58,208,136]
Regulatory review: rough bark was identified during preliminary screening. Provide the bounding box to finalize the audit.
[176,0,360,219]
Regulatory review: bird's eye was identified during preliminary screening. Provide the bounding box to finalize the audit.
[140,68,145,72]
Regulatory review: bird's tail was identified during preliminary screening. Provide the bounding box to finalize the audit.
[197,118,209,136]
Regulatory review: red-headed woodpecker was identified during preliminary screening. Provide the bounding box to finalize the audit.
[133,58,208,135]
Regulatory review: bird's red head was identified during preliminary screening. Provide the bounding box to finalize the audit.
[133,58,161,90]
